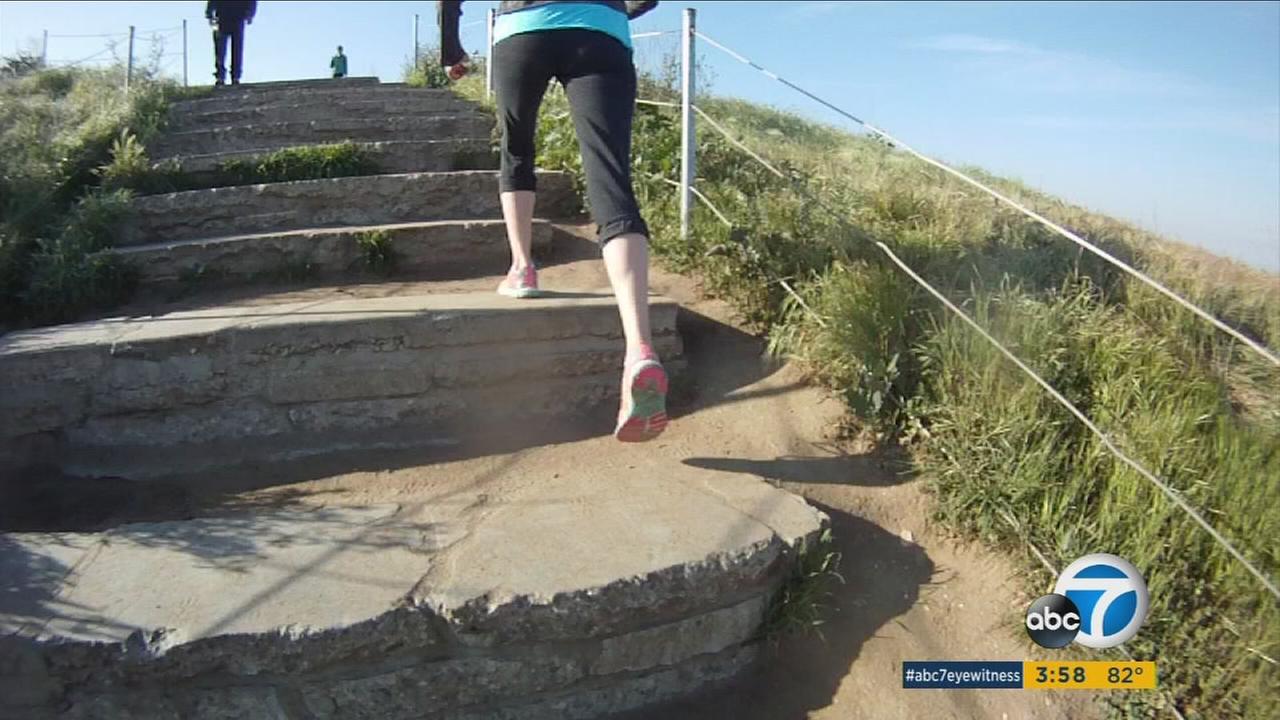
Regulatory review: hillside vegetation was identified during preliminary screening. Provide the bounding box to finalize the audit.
[445,65,1278,719]
[0,62,374,327]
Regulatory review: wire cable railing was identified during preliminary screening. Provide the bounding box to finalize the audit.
[694,30,1280,369]
[679,28,1279,605]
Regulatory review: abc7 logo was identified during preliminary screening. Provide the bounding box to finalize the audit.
[1026,554,1148,649]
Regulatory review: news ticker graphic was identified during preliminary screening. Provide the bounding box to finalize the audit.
[902,661,1157,690]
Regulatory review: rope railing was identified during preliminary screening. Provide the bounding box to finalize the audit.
[672,50,1280,604]
[693,30,1280,368]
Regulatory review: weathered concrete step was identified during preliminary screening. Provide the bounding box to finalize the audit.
[120,171,577,246]
[168,96,481,131]
[164,138,496,182]
[106,219,551,286]
[205,75,381,95]
[151,114,493,159]
[229,75,381,89]
[169,86,460,117]
[1,463,826,719]
[0,291,682,478]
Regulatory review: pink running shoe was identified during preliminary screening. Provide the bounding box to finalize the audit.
[614,348,669,443]
[497,265,541,299]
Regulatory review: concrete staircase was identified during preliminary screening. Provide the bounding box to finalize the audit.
[0,78,825,719]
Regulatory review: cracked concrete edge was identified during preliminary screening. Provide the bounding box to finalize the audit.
[417,529,820,647]
[106,218,542,286]
[160,138,495,177]
[0,516,810,690]
[9,640,758,720]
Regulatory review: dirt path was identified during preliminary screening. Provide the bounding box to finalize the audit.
[50,226,1101,719]
[627,252,1100,720]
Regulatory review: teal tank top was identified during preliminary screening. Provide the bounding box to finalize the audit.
[493,3,632,49]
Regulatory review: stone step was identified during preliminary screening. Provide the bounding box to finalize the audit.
[233,75,381,89]
[106,219,552,287]
[204,75,381,94]
[0,462,825,719]
[168,96,482,131]
[163,138,496,183]
[119,171,577,246]
[150,114,493,159]
[0,291,682,479]
[169,86,461,117]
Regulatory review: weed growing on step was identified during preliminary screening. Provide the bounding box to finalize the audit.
[355,229,398,276]
[761,528,844,643]
[446,60,1279,718]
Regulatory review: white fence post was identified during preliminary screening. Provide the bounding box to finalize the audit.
[414,13,420,68]
[679,8,697,241]
[41,30,49,67]
[486,9,496,97]
[182,19,188,86]
[125,25,135,93]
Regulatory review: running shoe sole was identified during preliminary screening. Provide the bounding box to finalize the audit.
[614,361,669,443]
[497,285,542,299]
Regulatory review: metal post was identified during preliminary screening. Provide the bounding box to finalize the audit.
[679,8,697,241]
[413,13,420,68]
[486,9,496,97]
[41,30,48,67]
[182,19,188,86]
[483,9,494,97]
[125,25,135,93]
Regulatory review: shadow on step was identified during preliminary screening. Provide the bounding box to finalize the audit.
[614,501,936,720]
[682,452,913,488]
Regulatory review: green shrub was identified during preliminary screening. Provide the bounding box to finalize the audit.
[0,62,174,325]
[404,46,456,89]
[355,229,397,275]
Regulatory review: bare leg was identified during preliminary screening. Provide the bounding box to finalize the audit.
[602,232,653,362]
[500,190,536,269]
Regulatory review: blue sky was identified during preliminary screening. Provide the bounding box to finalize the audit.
[3,1,1278,272]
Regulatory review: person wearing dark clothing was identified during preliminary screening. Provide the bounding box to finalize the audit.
[438,1,670,443]
[206,0,257,85]
[331,46,348,78]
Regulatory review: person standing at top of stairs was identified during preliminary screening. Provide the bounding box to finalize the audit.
[439,1,668,443]
[206,0,257,86]
[331,45,348,78]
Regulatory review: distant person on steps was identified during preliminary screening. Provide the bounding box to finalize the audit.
[331,45,348,78]
[206,0,257,86]
[439,0,666,443]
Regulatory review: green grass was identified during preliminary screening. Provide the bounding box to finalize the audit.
[761,528,844,643]
[449,64,1278,719]
[0,62,176,326]
[102,140,379,195]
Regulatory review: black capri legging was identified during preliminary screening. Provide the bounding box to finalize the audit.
[492,28,649,245]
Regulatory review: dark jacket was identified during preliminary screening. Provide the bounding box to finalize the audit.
[206,1,257,23]
[439,1,658,67]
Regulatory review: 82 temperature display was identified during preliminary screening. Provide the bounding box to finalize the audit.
[1023,661,1156,689]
